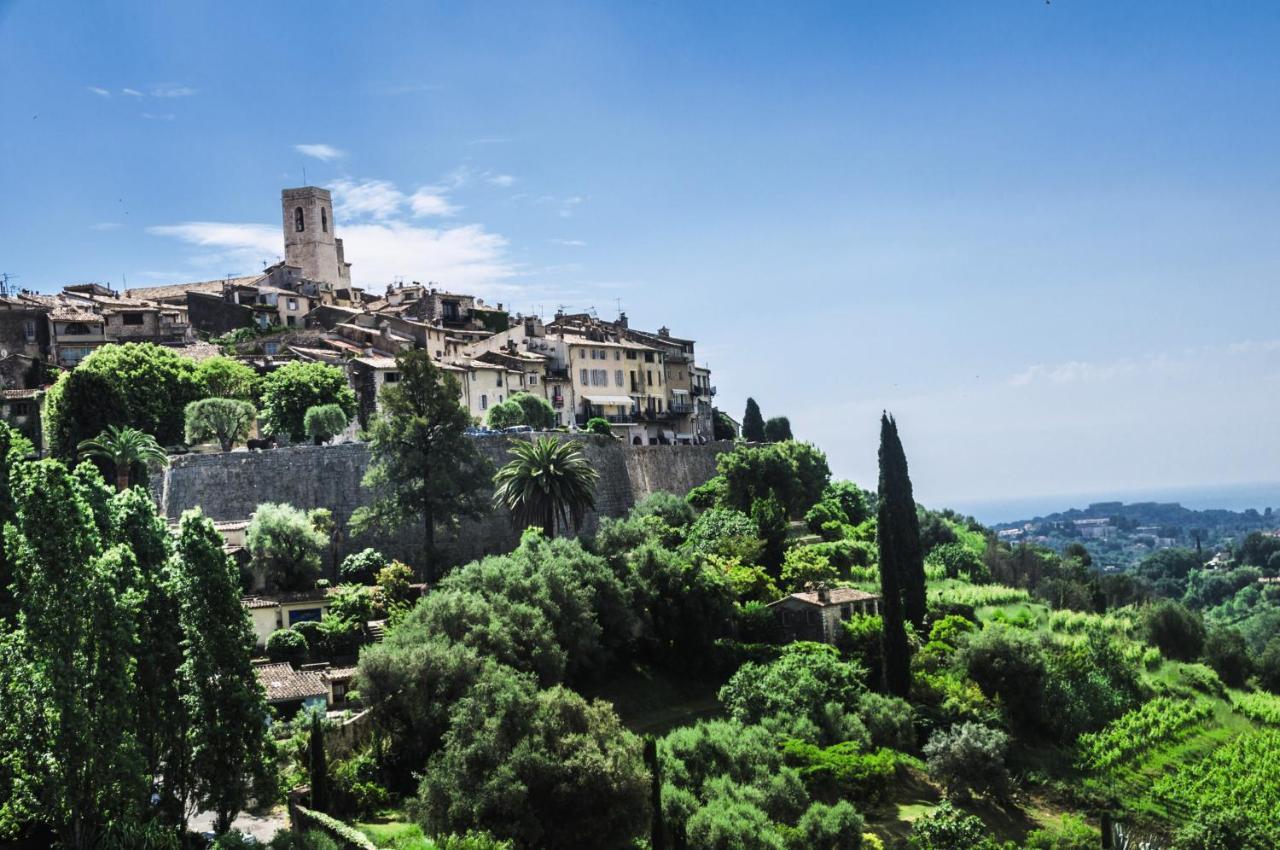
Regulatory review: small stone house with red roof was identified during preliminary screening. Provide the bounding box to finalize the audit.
[769,587,882,644]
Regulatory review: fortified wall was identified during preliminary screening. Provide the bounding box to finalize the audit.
[153,436,731,567]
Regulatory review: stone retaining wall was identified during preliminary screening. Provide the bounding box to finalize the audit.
[153,435,732,569]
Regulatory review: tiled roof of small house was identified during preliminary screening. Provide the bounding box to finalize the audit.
[213,520,251,532]
[353,355,399,369]
[50,310,104,323]
[322,666,357,683]
[240,588,334,610]
[125,278,254,301]
[771,588,881,608]
[255,662,328,704]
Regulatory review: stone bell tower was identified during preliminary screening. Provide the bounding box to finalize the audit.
[282,187,351,288]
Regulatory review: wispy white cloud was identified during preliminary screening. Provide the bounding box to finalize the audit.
[1006,339,1280,388]
[122,88,144,97]
[558,195,585,218]
[1226,339,1280,355]
[330,178,408,220]
[467,137,510,146]
[148,220,281,257]
[295,143,345,162]
[151,84,197,98]
[409,188,458,217]
[141,112,175,121]
[90,222,122,231]
[1008,359,1137,387]
[550,238,587,247]
[485,173,516,187]
[342,222,514,290]
[151,174,515,290]
[87,86,111,97]
[527,193,587,218]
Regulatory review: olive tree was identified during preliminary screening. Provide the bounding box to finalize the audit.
[185,398,256,452]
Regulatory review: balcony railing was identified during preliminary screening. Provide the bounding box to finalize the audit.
[668,401,693,414]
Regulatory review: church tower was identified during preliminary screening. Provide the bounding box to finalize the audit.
[282,187,351,288]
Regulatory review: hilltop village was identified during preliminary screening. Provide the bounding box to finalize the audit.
[0,186,721,450]
[5,201,1279,850]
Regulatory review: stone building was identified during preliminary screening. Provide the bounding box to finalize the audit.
[769,587,882,644]
[282,186,352,292]
[0,388,42,447]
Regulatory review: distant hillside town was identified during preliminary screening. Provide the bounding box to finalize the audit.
[0,186,720,448]
[993,499,1280,571]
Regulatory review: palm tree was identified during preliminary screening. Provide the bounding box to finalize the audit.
[78,425,169,491]
[492,437,599,539]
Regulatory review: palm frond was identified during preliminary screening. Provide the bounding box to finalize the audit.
[492,437,599,536]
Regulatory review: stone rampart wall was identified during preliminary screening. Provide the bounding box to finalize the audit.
[153,436,732,568]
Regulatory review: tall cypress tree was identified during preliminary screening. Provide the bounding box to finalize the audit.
[879,414,926,630]
[173,508,272,834]
[742,398,766,442]
[309,709,328,812]
[877,414,915,697]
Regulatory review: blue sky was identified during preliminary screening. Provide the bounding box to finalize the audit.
[3,1,1280,511]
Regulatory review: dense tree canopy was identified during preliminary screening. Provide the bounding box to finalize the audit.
[185,398,256,452]
[44,343,206,455]
[195,356,262,403]
[246,502,327,591]
[351,351,490,579]
[259,361,357,443]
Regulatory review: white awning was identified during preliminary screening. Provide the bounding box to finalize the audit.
[582,394,634,406]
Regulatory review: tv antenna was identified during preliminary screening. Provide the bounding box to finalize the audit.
[0,273,16,297]
[614,297,623,316]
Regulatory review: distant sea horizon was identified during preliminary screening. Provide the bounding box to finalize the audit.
[944,481,1280,526]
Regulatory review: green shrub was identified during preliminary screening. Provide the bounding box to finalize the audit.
[782,740,897,803]
[340,547,386,584]
[584,417,612,435]
[923,722,1010,801]
[908,801,998,850]
[1203,626,1252,688]
[1178,662,1225,696]
[792,800,864,850]
[926,543,989,582]
[1144,600,1206,661]
[304,403,349,445]
[266,628,309,665]
[687,475,728,511]
[1022,815,1098,850]
[433,833,515,850]
[634,490,696,528]
[486,399,523,430]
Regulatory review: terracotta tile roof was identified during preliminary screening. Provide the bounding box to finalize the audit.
[50,310,104,323]
[241,588,334,610]
[255,662,328,703]
[773,587,881,608]
[353,356,399,369]
[323,666,357,682]
[124,277,258,302]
